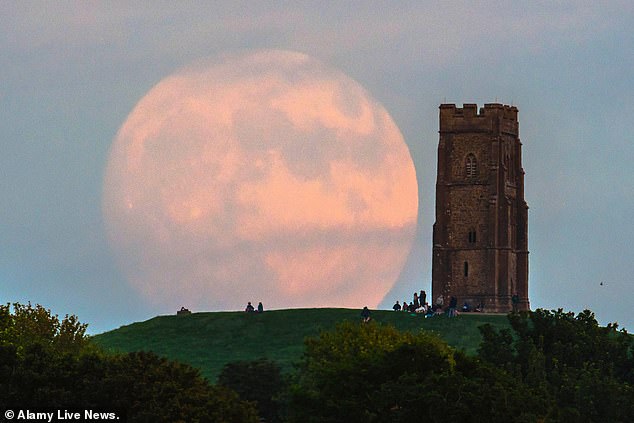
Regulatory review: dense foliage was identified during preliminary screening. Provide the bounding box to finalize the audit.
[478,309,634,422]
[282,310,633,422]
[0,302,257,423]
[285,321,546,422]
[0,302,88,356]
[218,358,286,423]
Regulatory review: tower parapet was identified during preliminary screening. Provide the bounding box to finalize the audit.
[439,103,518,136]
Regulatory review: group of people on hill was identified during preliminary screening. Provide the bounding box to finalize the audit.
[245,301,264,313]
[391,292,526,317]
[392,290,478,318]
[392,290,432,314]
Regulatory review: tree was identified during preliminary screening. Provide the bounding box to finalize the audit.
[0,302,258,422]
[0,302,88,356]
[0,302,92,404]
[94,351,259,422]
[218,358,285,422]
[285,321,546,422]
[478,309,634,422]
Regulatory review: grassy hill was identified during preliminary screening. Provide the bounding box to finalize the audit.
[92,308,511,381]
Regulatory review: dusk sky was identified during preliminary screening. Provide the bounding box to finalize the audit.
[2,2,633,333]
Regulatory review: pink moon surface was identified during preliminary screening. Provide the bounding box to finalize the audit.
[103,50,418,311]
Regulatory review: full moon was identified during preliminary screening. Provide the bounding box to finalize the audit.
[103,50,418,311]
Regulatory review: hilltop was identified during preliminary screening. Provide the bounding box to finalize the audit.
[92,308,510,381]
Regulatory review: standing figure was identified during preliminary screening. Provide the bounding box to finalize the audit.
[512,294,520,313]
[361,306,371,323]
[448,296,458,317]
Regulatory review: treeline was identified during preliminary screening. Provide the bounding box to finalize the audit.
[1,303,633,422]
[218,308,634,423]
[0,303,257,422]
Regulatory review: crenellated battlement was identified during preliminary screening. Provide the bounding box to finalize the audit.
[440,103,518,135]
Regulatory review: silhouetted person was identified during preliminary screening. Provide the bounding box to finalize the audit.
[402,301,408,312]
[413,292,419,309]
[420,290,426,307]
[392,301,401,311]
[512,294,520,313]
[257,302,264,313]
[448,296,458,317]
[361,306,371,323]
[245,302,255,313]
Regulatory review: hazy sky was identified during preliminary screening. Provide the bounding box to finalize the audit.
[2,2,633,333]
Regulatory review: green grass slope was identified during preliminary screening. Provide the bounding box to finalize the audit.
[92,308,510,381]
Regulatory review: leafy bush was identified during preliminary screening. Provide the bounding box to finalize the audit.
[478,309,634,422]
[285,321,545,422]
[218,358,286,422]
[0,302,258,422]
[0,302,88,356]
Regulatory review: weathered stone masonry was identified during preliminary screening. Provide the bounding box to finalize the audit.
[432,103,529,312]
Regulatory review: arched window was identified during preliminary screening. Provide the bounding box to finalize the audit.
[466,154,477,178]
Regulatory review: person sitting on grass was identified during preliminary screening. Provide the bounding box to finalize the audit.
[392,301,401,311]
[425,306,435,318]
[245,302,255,313]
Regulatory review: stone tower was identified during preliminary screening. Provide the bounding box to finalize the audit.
[432,103,529,312]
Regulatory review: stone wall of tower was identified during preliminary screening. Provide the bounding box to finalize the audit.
[432,103,529,312]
